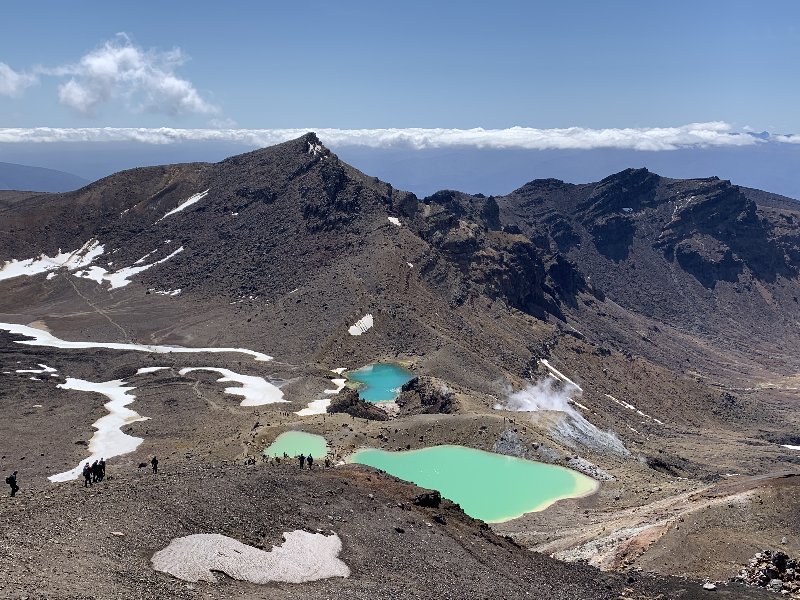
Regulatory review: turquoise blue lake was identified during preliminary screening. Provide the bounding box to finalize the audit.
[264,431,328,458]
[346,363,414,403]
[348,445,597,523]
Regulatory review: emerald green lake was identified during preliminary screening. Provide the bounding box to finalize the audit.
[346,363,413,403]
[348,445,597,523]
[264,431,328,458]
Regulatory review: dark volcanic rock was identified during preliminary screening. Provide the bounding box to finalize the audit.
[327,388,389,421]
[396,376,458,415]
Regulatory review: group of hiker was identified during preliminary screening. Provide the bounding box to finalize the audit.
[81,459,107,486]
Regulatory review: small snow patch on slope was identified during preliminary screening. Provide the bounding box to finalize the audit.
[152,531,349,584]
[0,322,273,361]
[50,378,147,482]
[783,445,800,451]
[136,366,170,375]
[16,363,57,375]
[296,369,347,416]
[0,239,104,282]
[157,189,210,222]
[73,247,184,289]
[388,217,401,226]
[605,394,664,425]
[348,314,373,336]
[179,367,286,406]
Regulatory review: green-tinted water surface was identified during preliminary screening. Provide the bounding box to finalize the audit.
[346,363,413,403]
[264,431,328,458]
[349,445,597,523]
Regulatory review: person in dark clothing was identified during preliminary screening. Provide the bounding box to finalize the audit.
[91,460,100,483]
[82,463,92,487]
[298,454,305,469]
[324,457,331,468]
[98,458,106,481]
[151,456,159,474]
[6,471,19,497]
[307,454,314,470]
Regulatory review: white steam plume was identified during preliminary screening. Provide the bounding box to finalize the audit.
[496,375,629,456]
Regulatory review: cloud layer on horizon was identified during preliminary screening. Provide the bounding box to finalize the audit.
[0,35,217,117]
[0,123,797,151]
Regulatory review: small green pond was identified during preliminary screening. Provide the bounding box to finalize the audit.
[264,431,328,458]
[346,363,414,403]
[348,445,597,523]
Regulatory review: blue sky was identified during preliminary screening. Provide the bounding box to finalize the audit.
[2,0,799,131]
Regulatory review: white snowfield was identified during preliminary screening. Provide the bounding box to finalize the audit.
[296,398,331,416]
[156,189,210,222]
[16,363,57,375]
[296,370,347,416]
[783,445,800,451]
[348,314,373,336]
[388,216,401,226]
[540,359,583,392]
[0,322,273,361]
[50,378,147,482]
[605,393,664,425]
[73,246,184,289]
[136,366,170,375]
[179,367,285,406]
[0,239,104,282]
[152,532,349,584]
[1,234,185,290]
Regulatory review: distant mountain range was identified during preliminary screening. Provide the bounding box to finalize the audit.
[0,161,88,192]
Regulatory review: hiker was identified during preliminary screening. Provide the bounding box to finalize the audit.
[98,458,106,481]
[151,456,159,474]
[307,454,314,470]
[91,460,100,483]
[325,457,331,468]
[299,454,306,469]
[5,471,19,497]
[82,463,92,487]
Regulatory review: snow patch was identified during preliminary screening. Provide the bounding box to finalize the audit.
[179,367,285,406]
[157,189,210,222]
[307,141,325,156]
[388,217,401,226]
[16,363,57,374]
[151,531,349,584]
[0,239,104,283]
[782,444,800,451]
[136,366,170,375]
[348,314,373,336]
[0,322,273,361]
[540,359,583,392]
[605,394,664,425]
[296,369,347,416]
[296,399,331,416]
[49,378,147,482]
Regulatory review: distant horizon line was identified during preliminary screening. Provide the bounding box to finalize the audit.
[1,123,798,151]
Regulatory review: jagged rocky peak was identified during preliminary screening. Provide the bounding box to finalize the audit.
[515,177,569,194]
[580,167,661,216]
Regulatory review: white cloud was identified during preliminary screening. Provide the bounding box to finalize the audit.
[0,62,38,97]
[3,35,216,117]
[0,122,790,150]
[46,35,218,116]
